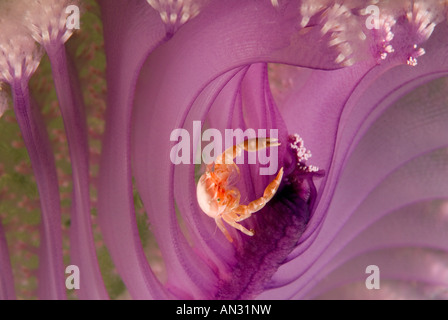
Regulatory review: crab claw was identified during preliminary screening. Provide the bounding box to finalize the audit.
[244,137,281,152]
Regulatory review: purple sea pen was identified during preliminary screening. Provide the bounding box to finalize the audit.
[1,0,447,300]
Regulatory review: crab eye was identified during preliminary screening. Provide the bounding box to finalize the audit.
[217,198,221,202]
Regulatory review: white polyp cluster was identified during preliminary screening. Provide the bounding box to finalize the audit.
[289,134,311,163]
[300,0,332,28]
[300,0,377,66]
[321,3,368,66]
[289,134,319,173]
[299,0,447,67]
[406,45,426,66]
[407,0,445,41]
[0,16,43,83]
[22,0,79,46]
[146,0,207,32]
[371,13,396,61]
[402,0,445,66]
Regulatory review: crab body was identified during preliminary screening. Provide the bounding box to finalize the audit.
[196,138,283,242]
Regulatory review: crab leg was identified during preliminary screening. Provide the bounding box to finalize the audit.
[222,214,254,237]
[215,138,281,165]
[215,217,234,242]
[233,167,284,222]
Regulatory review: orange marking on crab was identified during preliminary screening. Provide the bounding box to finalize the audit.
[196,138,284,242]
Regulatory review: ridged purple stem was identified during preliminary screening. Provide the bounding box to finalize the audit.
[46,43,108,300]
[0,219,15,300]
[11,79,66,300]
